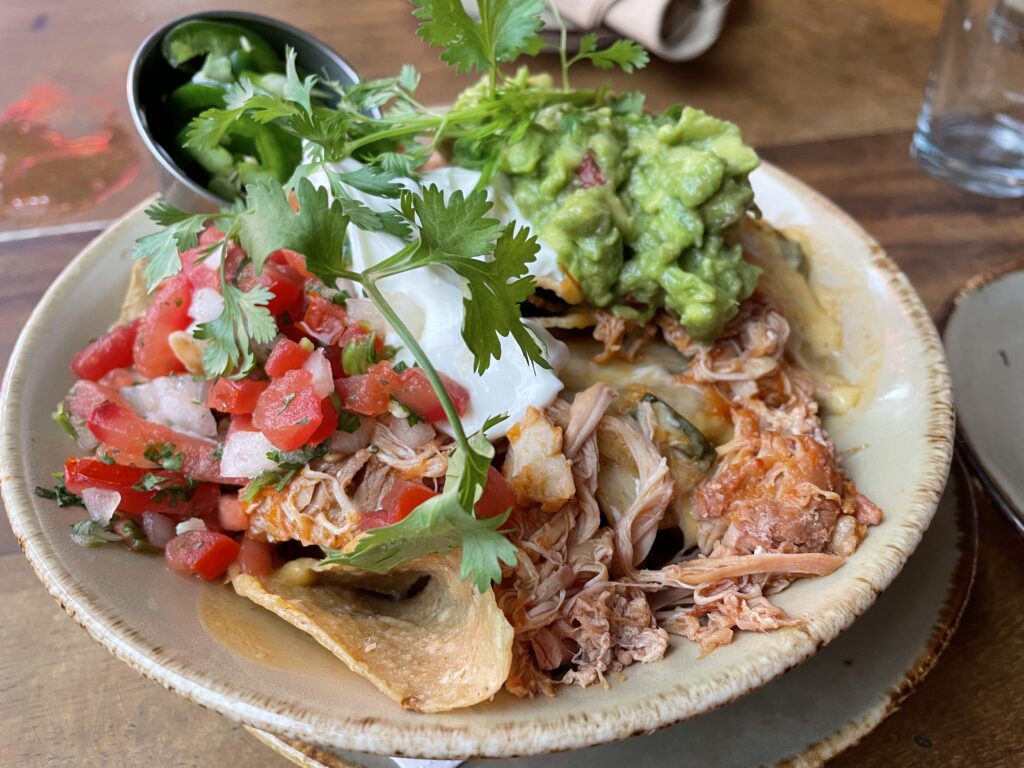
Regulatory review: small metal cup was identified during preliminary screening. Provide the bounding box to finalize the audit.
[127,10,365,212]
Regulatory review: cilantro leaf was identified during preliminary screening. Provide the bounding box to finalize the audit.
[332,165,405,198]
[238,177,351,278]
[571,36,649,73]
[35,480,84,508]
[193,280,277,379]
[70,519,122,547]
[282,47,317,114]
[459,221,549,374]
[411,184,504,260]
[132,203,212,291]
[369,186,546,375]
[143,442,185,472]
[412,0,545,77]
[412,0,490,74]
[326,176,411,239]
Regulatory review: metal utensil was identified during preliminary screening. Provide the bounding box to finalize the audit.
[127,10,365,212]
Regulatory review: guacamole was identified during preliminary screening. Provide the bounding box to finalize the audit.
[486,90,761,342]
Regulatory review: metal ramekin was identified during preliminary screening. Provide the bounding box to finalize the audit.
[127,10,365,212]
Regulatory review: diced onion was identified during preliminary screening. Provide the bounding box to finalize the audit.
[221,430,279,478]
[327,416,373,454]
[142,511,176,548]
[82,488,120,526]
[175,517,207,535]
[302,349,335,398]
[121,375,217,438]
[389,417,435,449]
[188,287,225,327]
[345,297,392,336]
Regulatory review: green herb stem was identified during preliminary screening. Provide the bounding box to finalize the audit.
[359,279,470,452]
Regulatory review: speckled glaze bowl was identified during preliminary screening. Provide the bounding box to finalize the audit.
[0,162,954,759]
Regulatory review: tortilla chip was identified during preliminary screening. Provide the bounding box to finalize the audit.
[230,554,514,712]
[118,260,152,323]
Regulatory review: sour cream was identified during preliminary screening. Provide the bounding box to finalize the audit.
[307,161,567,440]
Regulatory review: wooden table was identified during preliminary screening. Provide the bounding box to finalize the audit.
[2,1,1023,766]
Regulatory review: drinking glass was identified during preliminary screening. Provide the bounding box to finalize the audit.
[911,0,1024,198]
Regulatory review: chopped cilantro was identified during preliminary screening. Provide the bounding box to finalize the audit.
[35,480,83,508]
[143,442,185,472]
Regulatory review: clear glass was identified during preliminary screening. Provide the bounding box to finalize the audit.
[911,0,1024,198]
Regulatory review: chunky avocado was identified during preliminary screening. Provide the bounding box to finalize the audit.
[478,86,762,343]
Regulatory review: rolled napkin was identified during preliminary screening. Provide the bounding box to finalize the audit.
[554,0,731,61]
[461,0,730,62]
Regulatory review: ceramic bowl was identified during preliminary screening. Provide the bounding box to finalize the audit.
[0,162,954,759]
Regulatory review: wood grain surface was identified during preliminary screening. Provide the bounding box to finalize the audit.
[2,0,1024,765]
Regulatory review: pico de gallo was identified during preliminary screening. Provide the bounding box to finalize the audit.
[39,227,514,582]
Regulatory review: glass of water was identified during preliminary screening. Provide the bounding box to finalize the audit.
[911,0,1024,198]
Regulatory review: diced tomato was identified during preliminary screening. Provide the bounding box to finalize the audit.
[238,261,305,317]
[165,530,240,580]
[133,274,192,378]
[393,367,470,422]
[307,397,338,445]
[335,361,398,416]
[87,401,240,484]
[207,378,269,414]
[322,345,344,378]
[226,413,254,436]
[334,362,469,421]
[359,479,437,530]
[98,367,137,389]
[252,369,323,451]
[63,456,219,516]
[179,246,218,291]
[180,228,246,291]
[269,248,313,280]
[475,466,516,520]
[217,493,251,531]
[71,320,139,381]
[298,294,347,345]
[339,323,385,354]
[237,535,274,575]
[66,380,129,426]
[264,338,311,378]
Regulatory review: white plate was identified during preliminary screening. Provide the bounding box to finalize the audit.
[0,162,954,758]
[941,263,1024,534]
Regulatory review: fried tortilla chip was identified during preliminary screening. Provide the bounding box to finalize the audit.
[230,554,514,712]
[118,259,152,323]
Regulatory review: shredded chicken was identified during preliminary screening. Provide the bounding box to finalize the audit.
[498,385,669,697]
[247,450,374,549]
[663,552,842,585]
[502,406,575,513]
[592,310,656,363]
[501,292,883,674]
